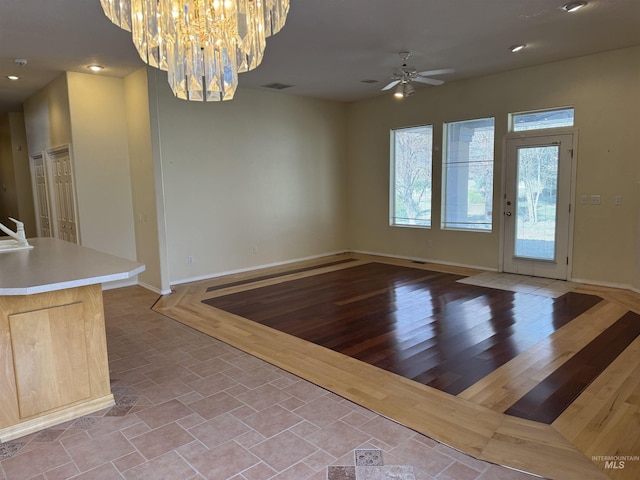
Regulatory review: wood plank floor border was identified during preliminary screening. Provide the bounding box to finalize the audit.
[458,300,630,411]
[552,336,640,480]
[152,253,640,479]
[505,310,640,423]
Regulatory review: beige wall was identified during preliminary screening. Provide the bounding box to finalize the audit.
[0,113,36,236]
[23,73,138,266]
[65,72,137,261]
[0,115,20,230]
[346,46,640,288]
[0,115,19,228]
[124,68,169,293]
[8,114,35,236]
[147,69,348,283]
[23,75,72,155]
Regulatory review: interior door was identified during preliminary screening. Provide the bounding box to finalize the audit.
[47,146,79,244]
[503,134,574,279]
[29,153,53,237]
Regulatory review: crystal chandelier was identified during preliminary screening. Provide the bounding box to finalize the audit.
[100,0,290,101]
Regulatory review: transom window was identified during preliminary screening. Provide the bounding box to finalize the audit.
[390,125,433,227]
[510,107,574,132]
[442,117,495,231]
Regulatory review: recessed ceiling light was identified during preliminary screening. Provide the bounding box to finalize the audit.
[6,75,20,81]
[510,44,526,53]
[87,65,104,72]
[562,1,587,13]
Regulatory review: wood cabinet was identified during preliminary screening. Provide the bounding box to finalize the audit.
[0,284,114,441]
[0,238,144,442]
[10,302,90,418]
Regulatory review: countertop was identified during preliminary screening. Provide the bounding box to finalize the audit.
[0,238,145,295]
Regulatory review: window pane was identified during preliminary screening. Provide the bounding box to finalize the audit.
[442,118,494,231]
[512,108,574,131]
[515,146,559,260]
[391,125,433,227]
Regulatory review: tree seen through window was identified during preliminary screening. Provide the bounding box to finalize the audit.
[391,125,432,227]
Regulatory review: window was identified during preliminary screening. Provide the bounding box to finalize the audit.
[510,107,574,131]
[390,125,433,227]
[442,117,495,231]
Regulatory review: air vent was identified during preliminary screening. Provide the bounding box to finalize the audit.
[261,82,294,90]
[361,79,379,84]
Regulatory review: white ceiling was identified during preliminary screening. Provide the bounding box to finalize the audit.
[1,0,639,114]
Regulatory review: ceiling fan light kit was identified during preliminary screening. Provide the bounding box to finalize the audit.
[383,51,453,99]
[394,82,415,98]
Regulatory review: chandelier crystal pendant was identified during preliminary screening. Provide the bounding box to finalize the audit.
[100,0,290,101]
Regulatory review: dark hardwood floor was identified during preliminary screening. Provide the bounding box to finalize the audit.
[202,260,612,423]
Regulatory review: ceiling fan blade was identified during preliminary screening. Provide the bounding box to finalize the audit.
[381,79,401,91]
[418,68,455,77]
[414,77,445,86]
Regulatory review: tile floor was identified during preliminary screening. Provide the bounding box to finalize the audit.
[0,286,540,480]
[457,272,577,298]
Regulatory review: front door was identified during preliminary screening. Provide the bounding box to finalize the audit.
[503,134,574,279]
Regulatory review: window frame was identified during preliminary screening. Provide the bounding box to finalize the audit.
[509,106,575,132]
[441,116,496,232]
[389,124,434,229]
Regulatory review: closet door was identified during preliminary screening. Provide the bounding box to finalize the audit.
[46,146,80,244]
[30,153,53,237]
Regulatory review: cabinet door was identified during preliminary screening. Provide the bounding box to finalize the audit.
[9,302,91,418]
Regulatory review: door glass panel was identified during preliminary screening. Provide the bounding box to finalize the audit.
[515,145,559,261]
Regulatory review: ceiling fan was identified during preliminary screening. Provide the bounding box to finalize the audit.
[382,52,454,97]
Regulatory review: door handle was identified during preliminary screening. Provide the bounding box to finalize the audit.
[505,211,512,216]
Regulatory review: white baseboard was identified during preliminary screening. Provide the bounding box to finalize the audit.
[349,249,497,273]
[570,277,633,291]
[354,250,638,292]
[170,250,350,287]
[101,278,171,296]
[164,248,639,294]
[138,281,172,295]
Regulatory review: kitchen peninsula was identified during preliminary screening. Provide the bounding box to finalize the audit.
[0,238,144,441]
